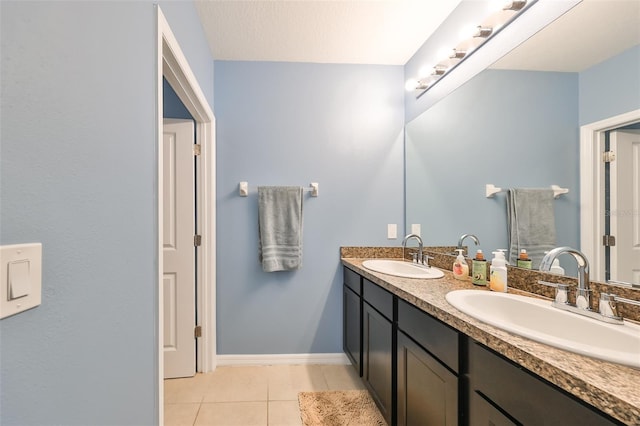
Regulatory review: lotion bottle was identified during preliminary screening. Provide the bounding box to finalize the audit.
[453,249,469,280]
[471,249,487,286]
[489,251,508,292]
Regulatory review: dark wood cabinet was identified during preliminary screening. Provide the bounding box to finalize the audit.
[343,268,362,375]
[342,266,621,426]
[467,340,621,426]
[343,284,361,374]
[468,390,519,426]
[362,278,394,425]
[363,301,393,424]
[397,331,458,426]
[397,299,459,425]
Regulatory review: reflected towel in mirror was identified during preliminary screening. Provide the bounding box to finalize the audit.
[507,188,556,268]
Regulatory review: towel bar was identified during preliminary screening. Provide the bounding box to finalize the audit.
[239,182,319,197]
[485,184,568,199]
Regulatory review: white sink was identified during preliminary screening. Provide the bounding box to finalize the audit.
[362,259,444,279]
[446,290,640,368]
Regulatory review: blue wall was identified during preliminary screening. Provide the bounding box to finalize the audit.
[164,78,194,119]
[405,69,580,256]
[214,61,404,354]
[0,1,213,424]
[579,45,640,125]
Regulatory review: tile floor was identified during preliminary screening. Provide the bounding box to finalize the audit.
[164,364,365,426]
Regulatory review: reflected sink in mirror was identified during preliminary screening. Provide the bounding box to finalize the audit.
[446,290,640,368]
[362,259,444,279]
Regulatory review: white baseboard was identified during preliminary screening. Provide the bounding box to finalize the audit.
[216,353,350,366]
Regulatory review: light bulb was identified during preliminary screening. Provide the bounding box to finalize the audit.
[458,24,476,41]
[488,0,506,13]
[405,79,418,91]
[418,65,432,79]
[437,47,452,61]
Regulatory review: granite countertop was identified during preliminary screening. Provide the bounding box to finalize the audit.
[342,257,640,425]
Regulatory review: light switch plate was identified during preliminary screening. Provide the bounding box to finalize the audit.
[1,243,42,319]
[411,224,421,237]
[387,224,397,239]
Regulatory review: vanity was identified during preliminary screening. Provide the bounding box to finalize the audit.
[342,252,640,425]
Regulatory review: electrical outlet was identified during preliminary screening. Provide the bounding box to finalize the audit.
[411,224,421,236]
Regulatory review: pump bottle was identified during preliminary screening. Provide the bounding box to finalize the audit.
[471,249,487,286]
[489,251,508,292]
[453,249,469,280]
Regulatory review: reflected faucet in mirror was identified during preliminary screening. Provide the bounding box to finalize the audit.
[456,233,480,256]
[404,0,640,285]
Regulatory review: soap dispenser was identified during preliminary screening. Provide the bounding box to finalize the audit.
[550,259,565,275]
[543,251,565,275]
[489,251,508,292]
[471,249,487,286]
[453,249,469,280]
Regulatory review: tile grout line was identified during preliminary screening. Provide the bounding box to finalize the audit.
[267,370,270,425]
[192,399,203,426]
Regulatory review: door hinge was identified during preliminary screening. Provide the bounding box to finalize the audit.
[194,325,202,338]
[193,144,201,156]
[603,235,616,247]
[603,150,616,163]
[194,235,202,246]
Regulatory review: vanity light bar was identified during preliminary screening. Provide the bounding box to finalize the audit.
[406,0,535,95]
[504,0,527,11]
[449,49,467,59]
[432,66,447,76]
[474,26,493,38]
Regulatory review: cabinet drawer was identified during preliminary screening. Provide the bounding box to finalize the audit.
[397,299,459,373]
[468,340,620,425]
[363,279,393,320]
[469,391,519,426]
[343,267,361,294]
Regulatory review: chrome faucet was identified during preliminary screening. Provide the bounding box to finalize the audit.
[402,233,423,264]
[540,247,590,309]
[539,247,640,324]
[456,233,480,255]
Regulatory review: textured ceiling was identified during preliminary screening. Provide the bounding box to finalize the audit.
[194,0,640,70]
[491,0,640,72]
[194,0,462,65]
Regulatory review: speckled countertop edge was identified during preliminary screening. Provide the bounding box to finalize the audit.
[342,257,640,425]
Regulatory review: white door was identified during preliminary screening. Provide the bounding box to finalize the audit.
[610,129,640,285]
[163,119,196,378]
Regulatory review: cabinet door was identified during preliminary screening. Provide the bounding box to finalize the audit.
[397,332,458,426]
[363,302,393,425]
[343,284,362,375]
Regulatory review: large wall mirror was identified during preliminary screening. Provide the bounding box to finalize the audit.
[405,0,640,284]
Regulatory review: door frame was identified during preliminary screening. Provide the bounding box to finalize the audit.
[580,108,640,281]
[156,6,217,423]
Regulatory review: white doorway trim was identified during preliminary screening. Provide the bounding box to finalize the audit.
[580,108,640,282]
[156,6,217,424]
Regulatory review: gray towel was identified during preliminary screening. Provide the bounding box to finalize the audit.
[258,186,303,272]
[507,188,556,268]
